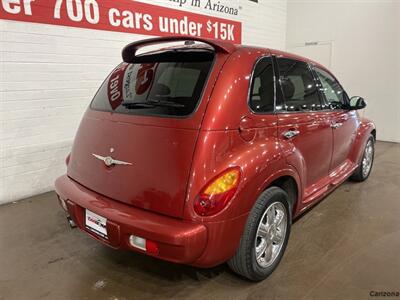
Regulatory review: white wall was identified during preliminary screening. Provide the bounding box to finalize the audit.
[0,0,288,204]
[286,0,400,143]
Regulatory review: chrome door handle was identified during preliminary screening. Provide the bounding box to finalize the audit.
[331,123,343,129]
[283,130,300,139]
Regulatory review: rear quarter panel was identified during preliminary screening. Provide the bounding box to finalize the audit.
[183,48,305,266]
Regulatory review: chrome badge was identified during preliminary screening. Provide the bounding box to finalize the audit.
[92,154,132,167]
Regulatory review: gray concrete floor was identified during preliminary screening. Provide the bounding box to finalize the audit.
[1,141,399,300]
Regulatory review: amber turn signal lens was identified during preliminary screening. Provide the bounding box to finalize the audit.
[204,169,240,195]
[194,167,241,216]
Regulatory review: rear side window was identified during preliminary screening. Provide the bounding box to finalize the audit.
[277,58,322,111]
[249,57,275,113]
[91,55,213,117]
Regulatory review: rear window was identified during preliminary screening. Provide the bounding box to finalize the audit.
[91,54,213,117]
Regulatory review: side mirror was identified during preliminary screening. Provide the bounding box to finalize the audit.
[349,96,367,110]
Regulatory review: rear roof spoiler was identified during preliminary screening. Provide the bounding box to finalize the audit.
[122,36,237,62]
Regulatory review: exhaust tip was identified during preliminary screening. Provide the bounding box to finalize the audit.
[67,216,77,229]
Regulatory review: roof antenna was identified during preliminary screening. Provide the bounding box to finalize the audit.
[184,40,196,46]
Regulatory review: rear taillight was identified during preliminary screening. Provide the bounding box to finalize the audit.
[194,167,241,216]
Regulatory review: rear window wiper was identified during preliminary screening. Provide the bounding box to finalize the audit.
[122,100,185,109]
[122,102,156,109]
[148,100,185,108]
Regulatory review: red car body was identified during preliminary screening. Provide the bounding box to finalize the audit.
[55,37,376,268]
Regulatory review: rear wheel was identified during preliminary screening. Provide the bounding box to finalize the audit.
[228,187,291,281]
[351,135,375,182]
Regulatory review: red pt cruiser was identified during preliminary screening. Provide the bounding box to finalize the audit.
[55,37,376,281]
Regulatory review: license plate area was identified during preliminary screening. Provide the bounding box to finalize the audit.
[85,209,108,239]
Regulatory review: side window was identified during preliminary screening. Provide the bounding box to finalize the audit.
[314,67,347,109]
[277,58,322,111]
[249,57,275,113]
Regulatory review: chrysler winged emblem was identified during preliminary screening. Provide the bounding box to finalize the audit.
[92,154,132,167]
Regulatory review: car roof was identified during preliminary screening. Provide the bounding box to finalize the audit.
[234,45,329,71]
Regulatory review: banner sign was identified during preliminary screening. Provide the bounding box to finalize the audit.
[0,0,242,43]
[136,0,241,17]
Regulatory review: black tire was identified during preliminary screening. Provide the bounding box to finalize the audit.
[228,187,291,281]
[350,135,375,182]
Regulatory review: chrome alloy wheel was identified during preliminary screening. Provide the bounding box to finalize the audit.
[362,140,374,178]
[255,202,287,268]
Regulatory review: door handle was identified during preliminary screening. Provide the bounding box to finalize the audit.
[283,130,300,139]
[331,123,343,129]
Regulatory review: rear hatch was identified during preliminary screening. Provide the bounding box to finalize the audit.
[67,41,228,218]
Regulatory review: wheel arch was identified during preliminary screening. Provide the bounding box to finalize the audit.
[259,168,302,219]
[349,119,376,164]
[269,176,299,219]
[371,128,377,141]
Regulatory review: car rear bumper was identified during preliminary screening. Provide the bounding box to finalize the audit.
[55,175,208,265]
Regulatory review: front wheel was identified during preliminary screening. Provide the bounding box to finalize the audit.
[228,187,291,281]
[351,135,375,182]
